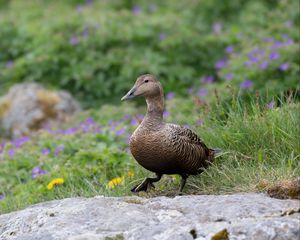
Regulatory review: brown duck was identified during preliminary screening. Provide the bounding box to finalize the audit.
[121,74,217,193]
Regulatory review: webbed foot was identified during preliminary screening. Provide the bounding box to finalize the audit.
[131,173,162,193]
[131,179,155,192]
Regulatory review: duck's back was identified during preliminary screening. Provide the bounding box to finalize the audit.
[130,123,213,175]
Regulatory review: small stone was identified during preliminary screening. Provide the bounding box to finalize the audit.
[189,229,197,239]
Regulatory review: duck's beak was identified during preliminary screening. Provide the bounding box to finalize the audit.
[121,86,137,101]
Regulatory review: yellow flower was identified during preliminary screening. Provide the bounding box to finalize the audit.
[127,171,134,178]
[47,178,65,190]
[107,177,124,189]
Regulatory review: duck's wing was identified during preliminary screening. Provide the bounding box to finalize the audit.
[166,124,213,169]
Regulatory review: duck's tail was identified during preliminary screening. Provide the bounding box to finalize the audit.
[208,148,222,164]
[212,148,222,156]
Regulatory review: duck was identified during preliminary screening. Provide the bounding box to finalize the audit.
[121,74,217,194]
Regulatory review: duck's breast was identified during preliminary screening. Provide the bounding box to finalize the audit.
[129,128,180,174]
[129,124,211,175]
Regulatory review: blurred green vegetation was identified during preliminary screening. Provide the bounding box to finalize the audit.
[0,0,299,107]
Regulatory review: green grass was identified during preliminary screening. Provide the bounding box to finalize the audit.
[0,95,299,214]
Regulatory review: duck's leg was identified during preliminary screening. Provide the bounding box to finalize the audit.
[178,174,188,195]
[131,173,162,193]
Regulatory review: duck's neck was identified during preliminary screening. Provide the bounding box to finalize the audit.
[142,94,164,128]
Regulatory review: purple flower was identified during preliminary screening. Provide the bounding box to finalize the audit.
[284,38,294,46]
[6,60,13,68]
[54,145,64,156]
[271,41,282,49]
[264,37,274,43]
[266,101,275,109]
[0,142,5,154]
[166,92,175,100]
[70,35,79,46]
[197,88,208,97]
[279,62,289,71]
[138,114,144,120]
[215,59,228,69]
[224,73,234,81]
[132,5,141,14]
[85,117,95,125]
[122,115,131,121]
[116,128,126,136]
[95,128,102,133]
[159,33,166,41]
[80,121,95,132]
[148,4,156,12]
[187,87,195,95]
[250,48,265,56]
[248,49,264,63]
[76,5,83,12]
[108,120,119,128]
[13,136,30,148]
[201,75,214,84]
[225,46,234,54]
[64,127,78,135]
[125,147,131,154]
[250,57,259,64]
[240,80,253,89]
[85,0,93,5]
[42,148,50,156]
[248,55,259,64]
[81,29,89,38]
[285,20,293,28]
[8,149,15,158]
[269,52,280,61]
[212,22,222,34]
[244,61,253,67]
[163,111,170,118]
[0,194,4,201]
[130,118,139,126]
[196,119,203,126]
[31,166,47,179]
[259,62,268,70]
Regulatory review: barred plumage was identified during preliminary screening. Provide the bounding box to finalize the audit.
[121,74,215,193]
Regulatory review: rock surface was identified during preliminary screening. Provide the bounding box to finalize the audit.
[0,193,299,240]
[0,83,80,138]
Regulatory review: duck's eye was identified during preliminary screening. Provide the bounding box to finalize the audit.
[144,79,149,83]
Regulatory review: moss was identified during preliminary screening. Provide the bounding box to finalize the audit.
[0,100,11,118]
[124,199,144,205]
[36,90,61,118]
[211,229,229,240]
[280,208,300,216]
[267,178,300,200]
[105,234,124,240]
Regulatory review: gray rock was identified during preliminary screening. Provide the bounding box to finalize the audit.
[0,193,299,240]
[0,83,81,138]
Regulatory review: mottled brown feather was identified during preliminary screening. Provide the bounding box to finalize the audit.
[124,74,214,177]
[130,123,213,175]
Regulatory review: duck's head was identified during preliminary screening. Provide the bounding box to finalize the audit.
[121,74,163,101]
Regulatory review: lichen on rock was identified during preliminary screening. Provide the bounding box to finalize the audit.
[0,83,81,138]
